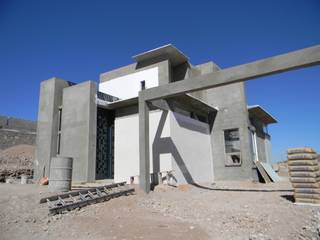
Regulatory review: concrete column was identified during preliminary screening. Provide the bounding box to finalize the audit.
[34,77,71,180]
[139,94,150,193]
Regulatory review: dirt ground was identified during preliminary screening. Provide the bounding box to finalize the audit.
[0,179,319,240]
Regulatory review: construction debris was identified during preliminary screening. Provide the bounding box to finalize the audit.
[40,182,134,215]
[39,176,48,185]
[287,147,320,205]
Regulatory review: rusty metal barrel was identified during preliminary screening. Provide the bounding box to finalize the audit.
[49,156,73,192]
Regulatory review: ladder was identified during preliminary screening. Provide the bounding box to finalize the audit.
[40,182,134,215]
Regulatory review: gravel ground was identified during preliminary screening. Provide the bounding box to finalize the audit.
[0,180,319,240]
[139,181,320,240]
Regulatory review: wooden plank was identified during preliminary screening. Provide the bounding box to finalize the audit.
[260,162,282,182]
[255,161,272,183]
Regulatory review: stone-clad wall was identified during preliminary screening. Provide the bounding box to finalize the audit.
[0,115,37,132]
[0,116,37,150]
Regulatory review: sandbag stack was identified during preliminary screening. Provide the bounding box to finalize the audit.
[287,147,320,204]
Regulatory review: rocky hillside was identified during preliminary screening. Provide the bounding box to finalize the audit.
[0,144,35,180]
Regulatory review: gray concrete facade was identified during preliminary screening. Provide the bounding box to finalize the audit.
[34,44,319,192]
[138,44,320,192]
[34,78,72,179]
[59,81,97,182]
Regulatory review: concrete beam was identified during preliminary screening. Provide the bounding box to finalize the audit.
[140,45,320,101]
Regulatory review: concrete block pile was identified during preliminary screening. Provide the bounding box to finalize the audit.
[287,147,320,204]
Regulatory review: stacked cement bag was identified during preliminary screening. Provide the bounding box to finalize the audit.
[287,147,320,204]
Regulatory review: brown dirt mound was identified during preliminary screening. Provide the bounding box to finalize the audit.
[0,144,35,170]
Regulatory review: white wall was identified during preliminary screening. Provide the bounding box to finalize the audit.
[98,67,158,100]
[170,112,214,184]
[114,110,171,183]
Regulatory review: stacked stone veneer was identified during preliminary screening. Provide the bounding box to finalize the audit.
[0,115,37,150]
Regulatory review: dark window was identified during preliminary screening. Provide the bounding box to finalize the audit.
[224,128,241,166]
[57,107,62,154]
[140,80,146,90]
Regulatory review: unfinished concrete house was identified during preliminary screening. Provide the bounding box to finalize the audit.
[34,44,277,186]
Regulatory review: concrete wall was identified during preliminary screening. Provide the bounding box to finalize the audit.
[170,112,214,184]
[206,82,257,181]
[99,67,159,100]
[169,61,257,181]
[264,134,272,164]
[60,81,97,182]
[34,78,71,179]
[100,58,262,183]
[114,109,171,183]
[250,117,270,164]
[100,60,171,86]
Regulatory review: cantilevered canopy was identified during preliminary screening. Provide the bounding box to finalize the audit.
[97,92,217,115]
[166,93,217,115]
[132,44,189,66]
[248,105,277,124]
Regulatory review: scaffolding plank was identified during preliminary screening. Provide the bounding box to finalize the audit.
[260,162,282,182]
[255,161,272,183]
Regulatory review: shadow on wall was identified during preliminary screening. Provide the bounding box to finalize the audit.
[152,110,213,187]
[173,112,210,134]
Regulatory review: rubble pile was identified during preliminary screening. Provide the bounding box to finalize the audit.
[0,144,35,180]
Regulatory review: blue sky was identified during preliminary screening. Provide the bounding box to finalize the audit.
[0,0,319,162]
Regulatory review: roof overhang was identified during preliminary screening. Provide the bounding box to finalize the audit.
[248,105,277,124]
[97,93,217,115]
[166,94,217,115]
[132,44,189,67]
[97,97,138,110]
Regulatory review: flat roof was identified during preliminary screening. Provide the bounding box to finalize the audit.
[132,44,189,66]
[248,105,277,124]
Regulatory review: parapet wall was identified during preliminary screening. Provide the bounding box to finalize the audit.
[0,116,37,150]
